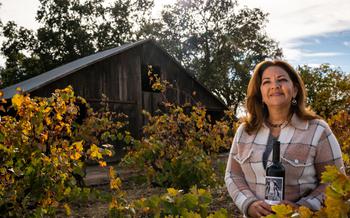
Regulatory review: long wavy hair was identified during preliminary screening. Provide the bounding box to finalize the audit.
[244,60,318,134]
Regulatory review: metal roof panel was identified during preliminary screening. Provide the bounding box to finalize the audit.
[2,39,150,99]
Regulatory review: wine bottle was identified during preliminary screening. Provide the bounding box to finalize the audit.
[265,140,285,205]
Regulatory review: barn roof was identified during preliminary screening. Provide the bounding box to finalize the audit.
[1,39,227,109]
[2,39,151,99]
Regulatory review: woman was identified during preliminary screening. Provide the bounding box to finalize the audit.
[225,60,345,217]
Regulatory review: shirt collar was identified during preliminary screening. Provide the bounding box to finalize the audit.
[289,113,309,130]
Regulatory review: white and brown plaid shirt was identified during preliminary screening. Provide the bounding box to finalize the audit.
[225,114,345,215]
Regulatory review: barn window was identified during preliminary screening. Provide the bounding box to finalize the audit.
[141,64,161,92]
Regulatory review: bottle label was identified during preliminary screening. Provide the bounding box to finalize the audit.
[265,176,284,205]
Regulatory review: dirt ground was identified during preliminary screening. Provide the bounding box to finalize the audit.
[58,153,243,217]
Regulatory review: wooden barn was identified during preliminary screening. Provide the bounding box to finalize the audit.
[1,39,228,137]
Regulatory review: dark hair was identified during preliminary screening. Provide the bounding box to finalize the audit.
[244,60,318,134]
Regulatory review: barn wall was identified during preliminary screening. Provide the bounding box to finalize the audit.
[140,43,226,113]
[28,41,227,137]
[31,46,144,137]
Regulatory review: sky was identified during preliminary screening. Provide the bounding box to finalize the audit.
[1,0,350,72]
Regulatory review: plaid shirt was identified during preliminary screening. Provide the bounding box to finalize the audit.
[225,114,345,215]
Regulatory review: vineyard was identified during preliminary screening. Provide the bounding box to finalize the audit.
[0,86,350,217]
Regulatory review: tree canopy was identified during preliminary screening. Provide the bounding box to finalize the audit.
[141,0,282,111]
[298,64,350,118]
[0,0,154,87]
[1,0,282,114]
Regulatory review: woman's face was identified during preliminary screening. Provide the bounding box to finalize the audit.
[260,66,298,110]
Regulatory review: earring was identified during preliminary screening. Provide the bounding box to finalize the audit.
[291,97,297,106]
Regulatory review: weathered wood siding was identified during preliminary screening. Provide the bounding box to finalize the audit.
[140,43,225,115]
[31,47,143,136]
[28,41,227,137]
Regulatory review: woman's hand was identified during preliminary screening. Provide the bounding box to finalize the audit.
[247,200,273,218]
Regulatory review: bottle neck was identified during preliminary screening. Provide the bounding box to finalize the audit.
[272,140,280,163]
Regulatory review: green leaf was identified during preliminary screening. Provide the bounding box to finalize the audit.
[182,193,199,210]
[0,132,4,142]
[321,165,340,184]
[117,132,123,141]
[207,208,228,218]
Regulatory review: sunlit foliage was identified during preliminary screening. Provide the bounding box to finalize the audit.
[132,186,228,217]
[0,86,127,216]
[122,66,234,190]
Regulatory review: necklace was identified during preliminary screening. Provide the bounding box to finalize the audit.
[266,113,293,129]
[266,120,285,128]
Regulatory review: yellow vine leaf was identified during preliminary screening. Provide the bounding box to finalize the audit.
[56,113,63,121]
[105,149,113,157]
[324,195,349,217]
[12,94,24,108]
[63,87,72,93]
[63,203,71,216]
[110,177,122,190]
[197,188,207,195]
[271,204,294,217]
[89,144,102,159]
[99,161,107,167]
[40,155,50,164]
[321,165,340,183]
[109,166,116,179]
[43,107,51,113]
[73,141,83,153]
[70,152,82,160]
[298,206,313,218]
[45,116,52,125]
[109,197,118,209]
[167,188,179,197]
[40,131,48,142]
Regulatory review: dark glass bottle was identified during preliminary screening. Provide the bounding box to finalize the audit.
[265,140,285,205]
